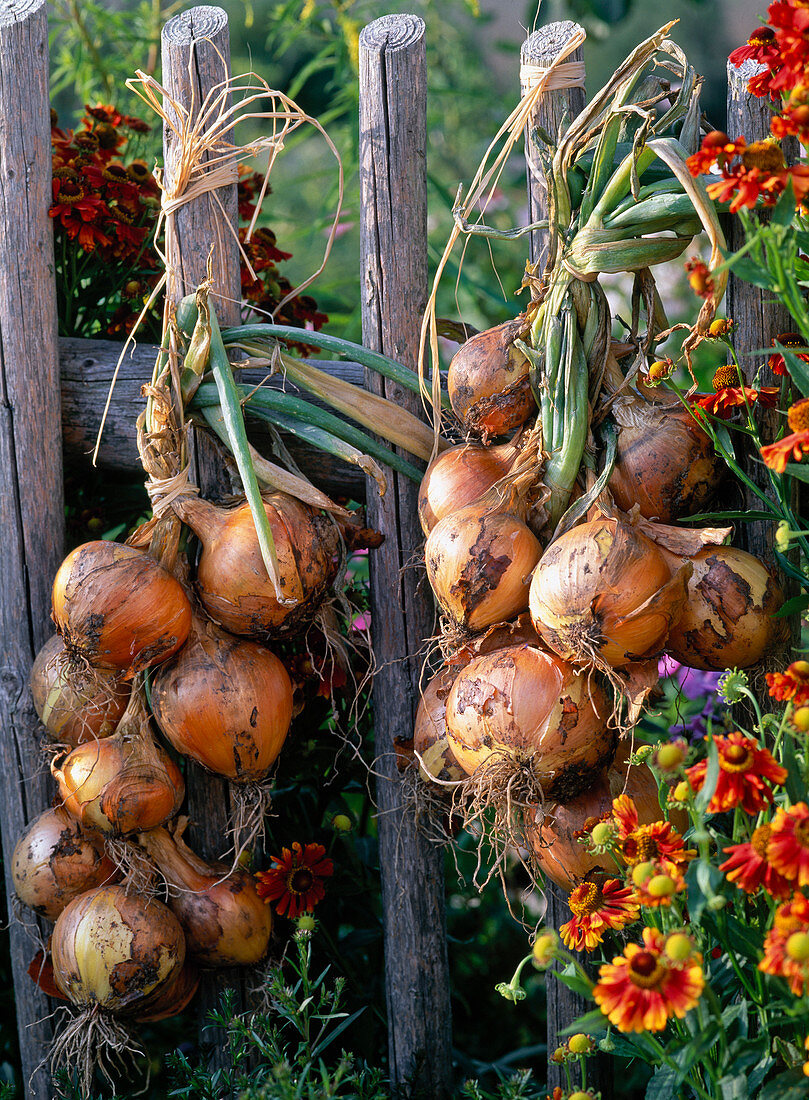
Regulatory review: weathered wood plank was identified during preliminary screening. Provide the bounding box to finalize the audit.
[0,2,64,1096]
[359,15,453,1099]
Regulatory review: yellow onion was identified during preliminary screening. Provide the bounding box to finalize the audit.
[524,745,665,891]
[52,686,184,835]
[425,478,541,633]
[414,667,466,784]
[666,546,787,670]
[173,495,335,639]
[51,884,185,1013]
[51,541,192,677]
[609,399,724,522]
[30,635,131,747]
[137,822,272,966]
[529,516,689,668]
[130,958,199,1021]
[150,614,293,783]
[418,438,519,536]
[448,318,536,440]
[12,807,118,921]
[445,644,614,801]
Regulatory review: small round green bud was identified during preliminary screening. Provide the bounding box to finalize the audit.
[631,861,657,887]
[590,822,613,846]
[665,933,693,962]
[567,1033,593,1054]
[647,874,676,898]
[787,932,809,961]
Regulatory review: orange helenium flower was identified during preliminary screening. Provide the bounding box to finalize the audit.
[760,893,809,995]
[768,803,809,887]
[631,861,688,909]
[612,795,696,869]
[593,927,704,1033]
[719,822,793,900]
[691,386,780,419]
[685,732,787,814]
[560,879,639,951]
[255,841,334,918]
[767,660,809,706]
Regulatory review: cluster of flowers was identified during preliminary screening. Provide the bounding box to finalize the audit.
[50,105,327,344]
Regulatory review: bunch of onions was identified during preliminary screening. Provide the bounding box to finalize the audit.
[413,666,466,785]
[30,635,130,747]
[150,613,293,783]
[447,318,536,440]
[418,438,520,536]
[173,495,335,639]
[51,884,185,1014]
[444,644,614,801]
[12,807,117,921]
[425,472,542,633]
[608,398,724,523]
[666,546,787,670]
[529,515,690,669]
[524,744,666,891]
[51,541,192,677]
[137,821,272,966]
[52,685,184,836]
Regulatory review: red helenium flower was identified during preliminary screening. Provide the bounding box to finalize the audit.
[685,732,787,814]
[560,879,639,952]
[611,795,696,870]
[719,822,793,900]
[760,893,809,994]
[768,803,809,886]
[767,661,809,705]
[255,841,334,918]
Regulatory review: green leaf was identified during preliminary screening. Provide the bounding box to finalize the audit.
[694,738,720,814]
[645,1067,678,1100]
[777,346,809,399]
[785,462,809,484]
[771,179,797,228]
[773,593,809,619]
[559,1009,607,1036]
[782,734,804,806]
[723,255,777,290]
[719,1075,750,1099]
[758,1067,809,1099]
[552,963,593,1000]
[686,510,775,523]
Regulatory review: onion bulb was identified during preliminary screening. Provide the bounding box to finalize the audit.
[173,495,334,639]
[137,822,272,966]
[445,644,613,801]
[12,807,117,921]
[132,958,199,1021]
[609,400,724,523]
[52,685,184,835]
[414,667,466,784]
[30,635,130,747]
[51,885,185,1013]
[448,319,536,440]
[150,614,293,783]
[425,479,541,632]
[51,541,192,677]
[418,439,519,536]
[666,546,787,670]
[529,516,689,668]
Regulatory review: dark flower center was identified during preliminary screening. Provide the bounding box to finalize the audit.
[719,743,754,772]
[740,141,786,175]
[749,27,775,45]
[569,882,602,917]
[712,364,743,392]
[622,834,659,863]
[629,951,665,988]
[289,868,314,895]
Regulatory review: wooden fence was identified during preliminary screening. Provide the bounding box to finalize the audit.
[0,3,785,1097]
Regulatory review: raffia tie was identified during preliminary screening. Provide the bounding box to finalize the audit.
[519,60,586,91]
[146,465,199,519]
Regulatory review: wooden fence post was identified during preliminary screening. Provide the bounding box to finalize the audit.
[521,23,612,1096]
[0,2,64,1096]
[161,4,248,1057]
[359,15,453,1099]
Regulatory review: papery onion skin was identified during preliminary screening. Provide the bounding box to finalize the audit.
[448,319,536,440]
[129,958,199,1022]
[138,825,273,967]
[51,541,192,677]
[51,885,185,1013]
[174,495,334,639]
[418,440,518,536]
[30,635,130,747]
[151,616,293,783]
[414,667,466,784]
[666,546,787,670]
[12,807,118,921]
[609,403,724,523]
[529,517,686,668]
[445,644,614,801]
[426,507,541,632]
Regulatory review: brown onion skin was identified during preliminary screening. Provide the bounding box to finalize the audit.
[609,404,724,522]
[529,517,685,668]
[426,506,541,632]
[448,319,536,440]
[12,807,118,921]
[666,546,787,670]
[138,825,273,967]
[51,885,185,1013]
[174,496,334,639]
[525,746,665,891]
[414,667,466,784]
[418,440,517,536]
[30,635,130,747]
[129,958,199,1021]
[445,644,614,801]
[151,615,293,783]
[51,541,192,677]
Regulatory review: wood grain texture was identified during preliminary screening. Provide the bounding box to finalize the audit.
[161,6,247,1058]
[59,336,367,499]
[521,22,586,270]
[0,1,63,1096]
[359,16,452,1099]
[520,23,609,1094]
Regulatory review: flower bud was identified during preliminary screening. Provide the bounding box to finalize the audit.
[787,932,809,961]
[793,707,809,733]
[672,780,692,803]
[665,933,693,962]
[631,861,657,887]
[567,1033,594,1055]
[655,740,687,771]
[647,874,676,898]
[590,821,614,847]
[532,931,558,967]
[331,813,353,834]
